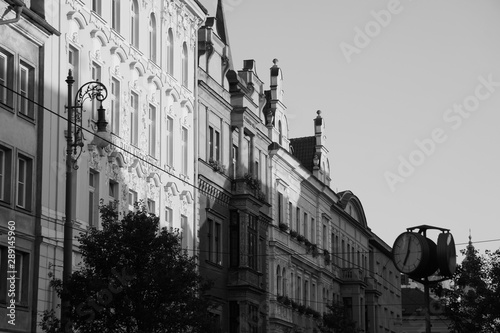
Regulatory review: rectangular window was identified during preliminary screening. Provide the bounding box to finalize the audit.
[91,0,102,15]
[296,207,300,233]
[208,219,222,265]
[0,50,13,107]
[288,202,293,227]
[277,192,283,224]
[0,149,4,201]
[181,215,188,248]
[311,217,315,243]
[208,126,220,161]
[312,283,316,311]
[181,127,188,175]
[166,116,173,166]
[109,180,118,204]
[130,92,139,146]
[111,0,120,31]
[19,62,35,118]
[304,280,309,306]
[16,155,32,210]
[207,219,212,261]
[110,78,120,135]
[323,224,327,249]
[0,147,12,203]
[232,145,238,178]
[303,212,308,239]
[147,199,155,214]
[91,62,101,121]
[165,207,173,227]
[229,211,239,268]
[248,304,259,333]
[128,190,137,211]
[148,104,156,157]
[88,170,98,227]
[215,222,221,264]
[0,248,29,304]
[68,46,79,87]
[297,276,301,304]
[248,215,258,270]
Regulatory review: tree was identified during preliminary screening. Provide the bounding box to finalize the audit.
[40,202,214,333]
[318,301,358,333]
[439,241,500,333]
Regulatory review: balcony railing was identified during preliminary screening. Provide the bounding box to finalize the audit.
[341,267,365,282]
[269,227,340,278]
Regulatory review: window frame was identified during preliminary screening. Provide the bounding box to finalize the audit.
[166,29,174,75]
[181,126,188,175]
[0,145,12,204]
[88,170,98,227]
[248,214,258,271]
[166,115,173,166]
[148,103,157,157]
[128,189,137,211]
[0,248,29,305]
[68,45,79,87]
[91,0,102,15]
[0,48,14,109]
[16,154,32,211]
[18,61,35,119]
[111,0,120,32]
[130,91,139,146]
[130,0,139,48]
[110,77,120,136]
[181,42,188,87]
[148,13,157,63]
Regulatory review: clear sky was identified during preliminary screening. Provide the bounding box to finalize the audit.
[200,0,500,258]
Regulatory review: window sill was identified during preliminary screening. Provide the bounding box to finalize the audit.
[0,200,12,209]
[15,205,33,214]
[205,259,223,270]
[17,111,36,124]
[0,102,14,114]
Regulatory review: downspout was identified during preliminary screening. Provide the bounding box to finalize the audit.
[0,1,24,26]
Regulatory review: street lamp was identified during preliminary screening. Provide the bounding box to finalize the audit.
[61,70,109,332]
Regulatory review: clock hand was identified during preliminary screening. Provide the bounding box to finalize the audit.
[403,239,411,265]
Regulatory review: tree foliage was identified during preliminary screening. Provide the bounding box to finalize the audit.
[440,245,500,333]
[318,301,358,333]
[40,203,213,333]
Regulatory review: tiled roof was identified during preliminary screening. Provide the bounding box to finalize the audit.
[290,136,316,173]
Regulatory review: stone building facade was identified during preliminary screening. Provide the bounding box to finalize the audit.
[0,1,58,332]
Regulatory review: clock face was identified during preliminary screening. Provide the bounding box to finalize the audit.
[437,232,457,276]
[392,232,427,275]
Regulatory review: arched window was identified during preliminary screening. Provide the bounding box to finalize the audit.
[148,13,157,62]
[166,29,174,75]
[276,265,281,295]
[278,120,283,146]
[182,42,188,87]
[130,0,139,48]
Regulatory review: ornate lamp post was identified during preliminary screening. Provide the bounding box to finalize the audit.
[61,70,109,332]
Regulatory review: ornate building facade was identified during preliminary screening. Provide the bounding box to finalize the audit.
[197,3,272,330]
[38,0,206,325]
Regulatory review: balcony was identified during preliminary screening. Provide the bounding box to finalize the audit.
[341,267,366,283]
[269,227,340,278]
[269,300,293,323]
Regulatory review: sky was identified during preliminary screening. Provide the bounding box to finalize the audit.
[200,0,500,258]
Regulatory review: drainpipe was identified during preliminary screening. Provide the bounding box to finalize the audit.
[0,1,24,26]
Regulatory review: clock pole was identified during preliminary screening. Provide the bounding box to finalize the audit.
[392,225,457,333]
